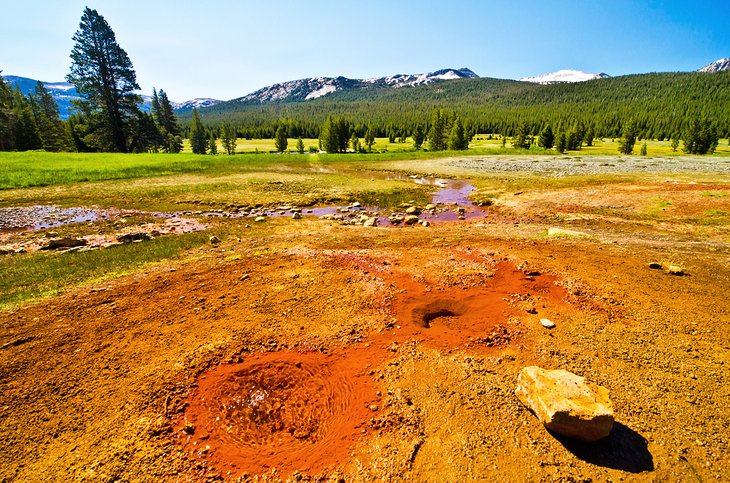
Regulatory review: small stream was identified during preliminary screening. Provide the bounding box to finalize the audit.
[0,174,484,232]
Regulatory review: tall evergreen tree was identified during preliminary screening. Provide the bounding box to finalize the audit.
[683,118,719,154]
[319,115,350,153]
[428,109,447,151]
[512,122,530,149]
[221,123,237,155]
[448,117,468,150]
[413,124,425,150]
[29,81,68,151]
[275,124,288,152]
[0,74,12,150]
[152,88,183,153]
[208,132,217,155]
[538,125,554,149]
[555,131,567,153]
[364,126,375,152]
[66,7,142,152]
[189,109,207,154]
[617,120,638,154]
[296,137,305,154]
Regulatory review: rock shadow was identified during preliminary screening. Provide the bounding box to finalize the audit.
[552,422,654,473]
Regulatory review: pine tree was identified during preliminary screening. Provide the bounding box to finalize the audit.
[208,132,217,155]
[319,116,350,153]
[221,123,237,155]
[9,87,42,151]
[153,89,182,153]
[189,109,207,154]
[296,137,305,154]
[428,109,447,151]
[683,118,719,154]
[512,122,530,149]
[584,126,595,146]
[617,120,638,154]
[275,124,288,152]
[413,124,425,150]
[538,125,554,149]
[0,74,13,150]
[128,111,160,153]
[448,117,468,150]
[364,127,375,152]
[671,136,679,152]
[66,7,141,152]
[29,81,68,151]
[640,142,648,156]
[555,132,567,153]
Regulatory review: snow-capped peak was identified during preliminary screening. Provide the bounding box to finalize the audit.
[236,68,479,104]
[698,58,730,73]
[519,69,610,84]
[171,98,223,110]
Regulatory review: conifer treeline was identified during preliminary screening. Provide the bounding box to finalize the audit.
[186,72,730,142]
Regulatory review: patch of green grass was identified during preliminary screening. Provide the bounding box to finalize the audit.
[0,230,218,307]
[700,191,727,197]
[643,197,673,216]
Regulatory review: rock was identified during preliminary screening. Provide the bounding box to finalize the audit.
[425,204,435,210]
[292,212,302,220]
[648,262,662,269]
[117,232,151,244]
[363,217,377,227]
[516,366,614,442]
[255,216,267,222]
[41,237,88,250]
[668,265,684,276]
[405,206,421,215]
[547,227,591,238]
[404,215,420,225]
[420,220,430,227]
[540,318,556,329]
[0,246,14,255]
[209,235,221,244]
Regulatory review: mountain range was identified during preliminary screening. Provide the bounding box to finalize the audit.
[3,58,728,119]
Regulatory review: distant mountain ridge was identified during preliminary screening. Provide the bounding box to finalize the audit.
[2,75,222,119]
[698,58,730,73]
[519,69,610,84]
[234,68,479,104]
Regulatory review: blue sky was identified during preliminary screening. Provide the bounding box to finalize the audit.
[2,0,728,101]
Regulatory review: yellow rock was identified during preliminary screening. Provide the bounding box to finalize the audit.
[516,366,614,442]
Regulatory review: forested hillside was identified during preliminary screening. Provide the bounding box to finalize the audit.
[185,72,730,140]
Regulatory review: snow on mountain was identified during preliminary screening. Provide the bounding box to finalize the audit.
[236,68,479,104]
[519,69,610,84]
[172,98,223,110]
[698,58,730,73]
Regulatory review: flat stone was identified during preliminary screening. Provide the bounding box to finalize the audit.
[405,206,421,215]
[255,216,267,222]
[540,318,556,329]
[41,237,88,250]
[404,215,420,225]
[516,366,614,442]
[363,217,377,227]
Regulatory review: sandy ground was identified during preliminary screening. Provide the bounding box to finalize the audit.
[1,165,729,482]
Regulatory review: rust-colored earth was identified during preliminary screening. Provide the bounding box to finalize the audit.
[1,176,729,481]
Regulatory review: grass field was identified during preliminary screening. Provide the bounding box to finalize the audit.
[197,136,730,156]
